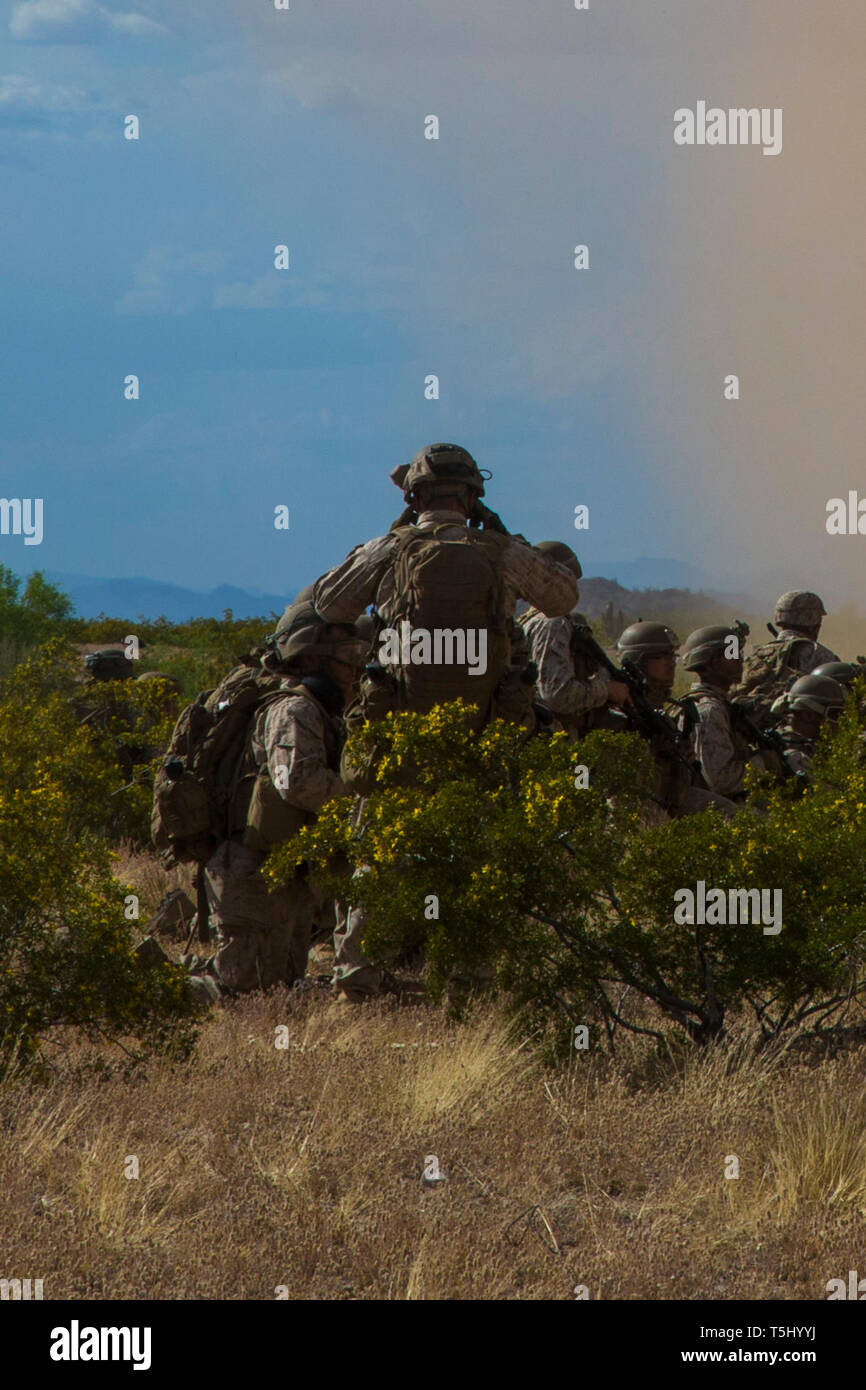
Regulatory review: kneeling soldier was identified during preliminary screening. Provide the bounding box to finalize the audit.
[676,625,783,801]
[772,674,846,777]
[616,621,737,819]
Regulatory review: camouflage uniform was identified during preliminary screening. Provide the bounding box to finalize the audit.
[738,628,840,691]
[202,682,344,994]
[733,590,840,720]
[312,510,577,629]
[776,727,814,778]
[518,609,611,735]
[769,674,848,781]
[316,509,577,999]
[773,630,839,670]
[679,681,778,799]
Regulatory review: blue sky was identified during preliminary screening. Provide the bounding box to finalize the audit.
[1,1,863,607]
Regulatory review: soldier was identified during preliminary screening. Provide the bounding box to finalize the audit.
[732,591,840,725]
[74,648,167,783]
[676,625,782,800]
[82,647,136,684]
[519,542,630,737]
[615,622,737,819]
[771,674,847,776]
[72,647,135,723]
[187,601,365,1001]
[812,661,865,690]
[310,443,579,1002]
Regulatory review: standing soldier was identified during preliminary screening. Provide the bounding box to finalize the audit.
[519,542,631,737]
[187,601,364,1001]
[676,625,783,801]
[310,443,579,1002]
[733,591,839,726]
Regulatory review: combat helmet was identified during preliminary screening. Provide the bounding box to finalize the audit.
[617,621,680,661]
[84,648,135,681]
[268,600,365,670]
[534,540,582,581]
[812,661,862,689]
[390,443,489,503]
[681,625,744,673]
[775,591,826,629]
[782,674,847,717]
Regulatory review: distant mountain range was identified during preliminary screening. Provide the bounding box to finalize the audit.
[589,558,726,591]
[45,560,755,623]
[47,573,293,623]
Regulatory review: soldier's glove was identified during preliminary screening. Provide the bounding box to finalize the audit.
[389,506,418,531]
[470,500,509,534]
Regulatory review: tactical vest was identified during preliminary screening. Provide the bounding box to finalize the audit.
[731,635,813,727]
[362,522,511,732]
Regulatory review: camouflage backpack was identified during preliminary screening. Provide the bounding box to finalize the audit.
[368,523,511,732]
[151,658,286,869]
[731,635,813,728]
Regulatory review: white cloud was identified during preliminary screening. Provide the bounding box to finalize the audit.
[115,245,340,315]
[10,0,165,43]
[0,73,92,110]
[211,275,287,311]
[212,272,337,311]
[115,247,227,315]
[0,71,101,128]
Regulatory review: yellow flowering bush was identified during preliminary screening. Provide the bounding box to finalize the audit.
[267,697,866,1052]
[0,643,199,1069]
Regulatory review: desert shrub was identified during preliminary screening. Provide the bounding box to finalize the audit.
[266,700,866,1053]
[64,614,276,701]
[3,638,179,845]
[0,642,200,1068]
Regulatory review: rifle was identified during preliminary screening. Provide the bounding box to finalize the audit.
[728,700,809,795]
[569,623,692,770]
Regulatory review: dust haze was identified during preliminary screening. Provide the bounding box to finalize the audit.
[221,0,865,610]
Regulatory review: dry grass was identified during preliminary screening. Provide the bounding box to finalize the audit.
[110,841,196,923]
[3,991,866,1300]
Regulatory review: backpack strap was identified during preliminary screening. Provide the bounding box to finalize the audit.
[670,693,699,734]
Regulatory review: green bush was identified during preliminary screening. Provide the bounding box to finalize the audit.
[0,567,74,677]
[266,700,866,1053]
[0,641,200,1068]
